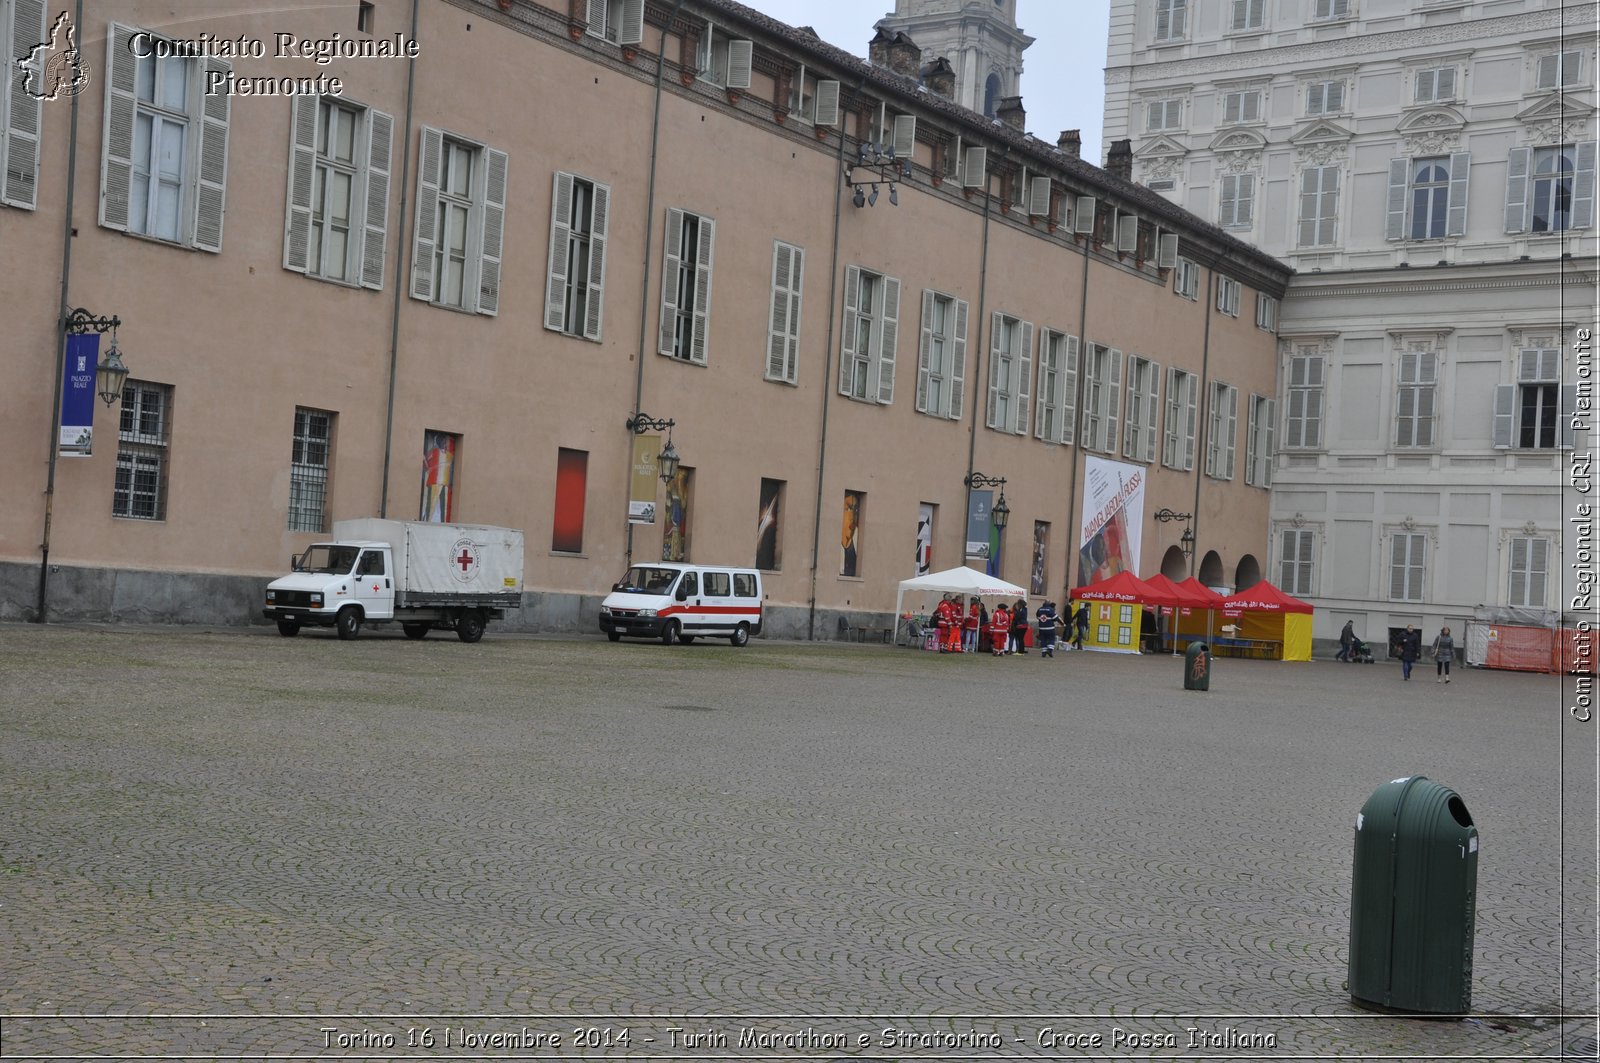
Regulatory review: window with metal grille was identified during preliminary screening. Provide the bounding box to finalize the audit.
[289,407,333,532]
[1279,528,1314,597]
[114,381,172,521]
[1390,532,1426,602]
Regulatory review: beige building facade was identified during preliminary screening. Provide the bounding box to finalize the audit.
[0,0,1288,636]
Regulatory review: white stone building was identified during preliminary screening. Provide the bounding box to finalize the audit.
[876,0,1034,117]
[1104,0,1598,653]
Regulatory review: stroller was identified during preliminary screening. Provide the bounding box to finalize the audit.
[1346,636,1375,664]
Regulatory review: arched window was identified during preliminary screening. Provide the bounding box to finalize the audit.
[984,72,1001,117]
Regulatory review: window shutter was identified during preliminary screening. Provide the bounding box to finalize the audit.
[1147,101,1163,129]
[916,289,934,412]
[1184,375,1197,470]
[1491,384,1515,448]
[1014,321,1033,435]
[1559,385,1575,449]
[1219,176,1237,227]
[1116,213,1137,251]
[726,40,752,90]
[583,180,609,340]
[986,312,1004,428]
[1573,141,1597,231]
[767,243,800,383]
[1144,363,1161,462]
[689,214,713,364]
[814,80,840,126]
[1061,335,1079,444]
[1104,349,1123,453]
[192,57,231,252]
[1034,336,1052,440]
[839,264,861,394]
[1245,395,1260,485]
[659,207,684,354]
[1504,147,1531,233]
[1029,176,1051,216]
[1443,150,1471,236]
[1157,232,1178,269]
[1327,82,1344,111]
[1163,368,1179,467]
[99,22,138,232]
[876,275,899,404]
[963,146,987,189]
[1074,196,1096,234]
[3,0,46,208]
[1224,386,1238,478]
[1509,537,1528,605]
[361,109,393,289]
[545,172,575,331]
[948,298,968,420]
[1389,536,1408,600]
[617,0,644,45]
[282,95,317,273]
[410,126,443,301]
[892,115,917,160]
[1385,158,1408,240]
[476,147,507,315]
[1536,54,1559,90]
[1437,68,1454,99]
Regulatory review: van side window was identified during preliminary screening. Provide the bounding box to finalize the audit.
[733,573,756,597]
[359,551,385,576]
[680,572,698,597]
[703,571,730,596]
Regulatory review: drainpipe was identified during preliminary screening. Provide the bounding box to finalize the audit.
[36,0,88,623]
[803,82,855,642]
[624,0,690,569]
[377,0,421,519]
[1060,206,1093,597]
[961,157,996,572]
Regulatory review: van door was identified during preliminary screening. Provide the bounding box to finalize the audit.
[353,549,395,619]
[699,570,733,635]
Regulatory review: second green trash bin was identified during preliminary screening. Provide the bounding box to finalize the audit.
[1348,775,1478,1014]
[1183,641,1210,691]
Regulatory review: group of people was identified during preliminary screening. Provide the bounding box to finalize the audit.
[1338,620,1456,682]
[926,596,1090,657]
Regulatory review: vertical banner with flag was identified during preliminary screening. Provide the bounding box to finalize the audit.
[965,490,992,562]
[629,435,659,524]
[1078,455,1146,586]
[59,334,99,456]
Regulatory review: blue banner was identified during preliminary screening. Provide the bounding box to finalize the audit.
[965,489,992,561]
[59,334,99,457]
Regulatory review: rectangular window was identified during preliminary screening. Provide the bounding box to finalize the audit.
[1390,532,1427,602]
[766,241,805,384]
[732,572,758,598]
[840,266,901,403]
[1231,0,1265,30]
[1174,256,1199,298]
[1495,347,1564,449]
[1163,367,1198,471]
[1280,529,1315,597]
[1414,66,1456,102]
[788,64,817,123]
[1154,0,1187,40]
[756,479,784,571]
[289,407,333,532]
[986,312,1033,434]
[1080,343,1124,454]
[1532,145,1577,233]
[1245,394,1275,487]
[1216,276,1241,316]
[420,430,460,522]
[917,290,968,419]
[545,172,611,340]
[101,24,231,251]
[1255,293,1278,331]
[841,490,864,577]
[702,571,730,597]
[586,0,630,42]
[1506,143,1596,234]
[1284,348,1324,448]
[659,207,716,363]
[551,448,588,554]
[697,21,729,85]
[1306,80,1345,115]
[1205,381,1238,480]
[1394,348,1438,448]
[1146,98,1183,132]
[410,128,506,315]
[1034,329,1078,444]
[1221,89,1262,124]
[1122,355,1160,463]
[1314,0,1350,20]
[114,381,173,520]
[1218,173,1254,228]
[358,1,374,33]
[1400,155,1457,240]
[284,98,393,288]
[1536,50,1581,90]
[1508,536,1549,608]
[1298,165,1340,246]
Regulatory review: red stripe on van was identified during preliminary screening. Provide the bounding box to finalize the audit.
[658,605,762,618]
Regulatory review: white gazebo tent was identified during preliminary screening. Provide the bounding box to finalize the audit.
[893,565,1031,642]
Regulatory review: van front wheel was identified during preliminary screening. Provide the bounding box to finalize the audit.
[661,620,680,645]
[730,623,750,648]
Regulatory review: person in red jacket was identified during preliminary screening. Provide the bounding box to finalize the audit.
[989,604,1011,656]
[933,595,954,652]
[962,599,981,653]
[942,597,963,652]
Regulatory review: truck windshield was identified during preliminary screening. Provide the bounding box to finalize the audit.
[297,545,361,575]
[617,566,679,595]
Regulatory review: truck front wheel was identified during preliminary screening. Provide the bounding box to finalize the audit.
[336,607,362,641]
[457,610,486,644]
[276,619,301,638]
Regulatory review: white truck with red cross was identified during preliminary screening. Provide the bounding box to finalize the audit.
[263,519,523,642]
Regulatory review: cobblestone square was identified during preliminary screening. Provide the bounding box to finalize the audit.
[0,623,1594,1059]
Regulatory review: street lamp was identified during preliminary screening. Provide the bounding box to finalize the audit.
[1153,507,1195,562]
[65,308,129,406]
[626,411,681,483]
[964,471,1010,528]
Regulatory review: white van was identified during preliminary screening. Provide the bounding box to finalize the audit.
[599,562,763,646]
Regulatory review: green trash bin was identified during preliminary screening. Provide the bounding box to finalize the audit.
[1349,775,1478,1014]
[1183,642,1210,691]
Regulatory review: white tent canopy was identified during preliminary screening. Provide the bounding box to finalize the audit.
[894,566,1031,629]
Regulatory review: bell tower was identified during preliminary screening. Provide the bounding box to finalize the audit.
[876,0,1034,118]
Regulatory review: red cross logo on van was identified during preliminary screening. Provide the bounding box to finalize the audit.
[449,539,480,583]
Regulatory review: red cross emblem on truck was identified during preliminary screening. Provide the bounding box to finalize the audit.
[456,549,474,572]
[449,539,480,583]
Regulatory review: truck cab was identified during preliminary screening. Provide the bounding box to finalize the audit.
[265,541,394,638]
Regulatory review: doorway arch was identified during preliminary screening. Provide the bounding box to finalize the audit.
[1235,554,1261,591]
[1160,546,1188,581]
[1197,550,1227,592]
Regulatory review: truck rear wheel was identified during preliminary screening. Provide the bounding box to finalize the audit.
[457,610,486,643]
[276,619,301,638]
[661,619,680,645]
[402,622,430,640]
[336,607,361,640]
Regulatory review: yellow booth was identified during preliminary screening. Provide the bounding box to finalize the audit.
[1215,581,1314,661]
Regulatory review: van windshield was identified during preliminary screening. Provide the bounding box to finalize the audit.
[297,545,361,575]
[617,566,680,595]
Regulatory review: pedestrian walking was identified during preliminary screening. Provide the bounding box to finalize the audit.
[1399,624,1422,680]
[1010,598,1030,654]
[1072,602,1090,651]
[1432,626,1455,683]
[1337,620,1355,663]
[989,604,1011,657]
[1036,600,1059,658]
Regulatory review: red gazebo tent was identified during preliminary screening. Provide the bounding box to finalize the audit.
[1145,573,1219,650]
[1068,570,1172,653]
[1216,580,1315,660]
